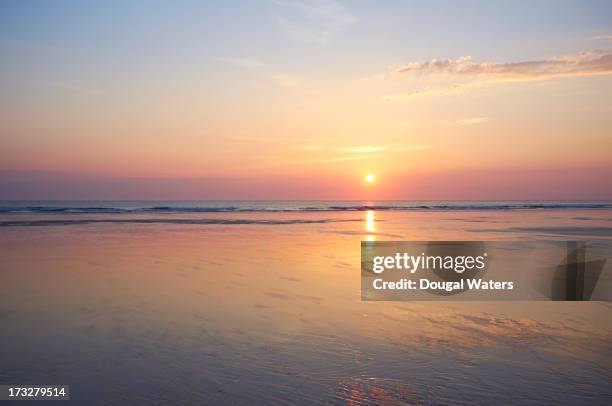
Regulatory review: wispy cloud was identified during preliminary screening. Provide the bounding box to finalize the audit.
[269,73,302,88]
[289,154,379,165]
[219,57,265,70]
[291,145,326,151]
[382,83,472,101]
[393,145,432,152]
[45,81,104,96]
[220,57,303,88]
[230,135,282,142]
[335,146,388,153]
[435,118,491,127]
[292,144,431,154]
[456,117,490,126]
[394,51,612,80]
[591,35,612,40]
[273,0,357,44]
[383,50,612,101]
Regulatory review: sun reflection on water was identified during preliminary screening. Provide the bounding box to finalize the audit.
[365,210,375,241]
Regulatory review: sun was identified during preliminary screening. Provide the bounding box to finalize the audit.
[364,173,376,183]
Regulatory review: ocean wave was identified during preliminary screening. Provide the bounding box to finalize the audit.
[0,218,362,227]
[0,202,611,214]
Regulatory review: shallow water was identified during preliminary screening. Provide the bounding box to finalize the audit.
[0,204,611,404]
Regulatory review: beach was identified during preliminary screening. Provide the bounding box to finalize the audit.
[0,202,611,404]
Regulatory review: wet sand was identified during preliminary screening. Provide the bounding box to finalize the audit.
[1,209,611,404]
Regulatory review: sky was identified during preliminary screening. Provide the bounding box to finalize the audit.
[1,0,611,200]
